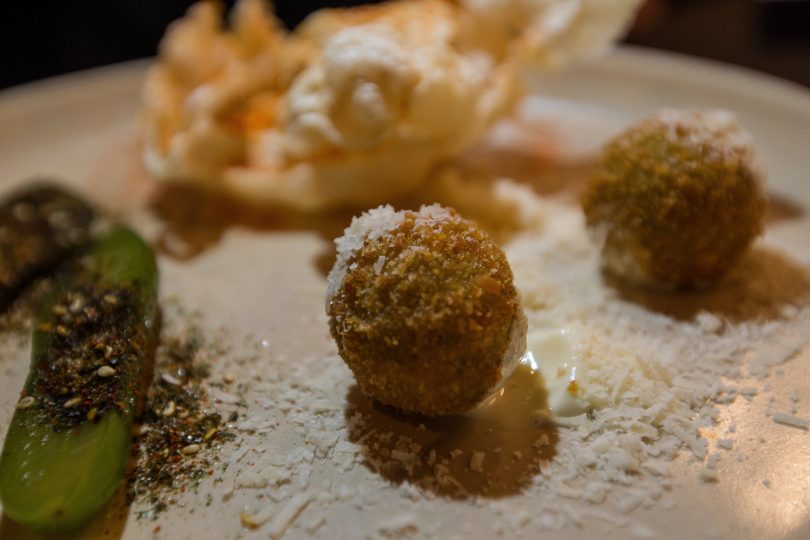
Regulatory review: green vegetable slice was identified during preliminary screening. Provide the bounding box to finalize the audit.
[0,226,158,533]
[0,183,96,308]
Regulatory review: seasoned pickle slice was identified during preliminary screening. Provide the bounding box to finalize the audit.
[0,182,96,307]
[0,226,158,533]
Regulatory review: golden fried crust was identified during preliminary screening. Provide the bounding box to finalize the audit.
[328,211,523,415]
[581,113,766,288]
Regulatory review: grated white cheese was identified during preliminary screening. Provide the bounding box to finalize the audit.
[326,204,455,307]
[268,493,312,539]
[716,439,734,450]
[210,388,241,404]
[630,523,661,540]
[391,449,417,463]
[641,460,669,478]
[772,412,810,430]
[469,451,485,473]
[699,468,719,483]
[696,312,723,334]
[235,473,270,489]
[374,514,419,538]
[616,491,646,514]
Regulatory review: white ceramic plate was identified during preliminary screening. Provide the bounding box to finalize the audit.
[0,46,809,540]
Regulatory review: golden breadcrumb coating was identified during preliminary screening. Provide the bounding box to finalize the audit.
[582,109,767,288]
[327,205,527,416]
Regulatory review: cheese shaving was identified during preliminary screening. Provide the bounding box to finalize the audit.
[772,412,810,430]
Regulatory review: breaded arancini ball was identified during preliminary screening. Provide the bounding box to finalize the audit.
[326,205,527,416]
[581,109,767,288]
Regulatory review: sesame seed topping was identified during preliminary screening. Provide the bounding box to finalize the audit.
[16,396,36,409]
[69,297,84,313]
[181,444,201,456]
[63,397,82,408]
[96,365,116,378]
[161,373,182,386]
[161,401,176,417]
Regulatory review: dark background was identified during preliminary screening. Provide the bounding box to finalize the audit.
[2,0,809,91]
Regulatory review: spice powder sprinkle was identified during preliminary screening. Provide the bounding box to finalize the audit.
[127,327,236,519]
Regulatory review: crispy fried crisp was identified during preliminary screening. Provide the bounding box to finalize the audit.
[142,0,641,210]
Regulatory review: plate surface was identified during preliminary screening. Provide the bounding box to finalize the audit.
[0,47,809,540]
